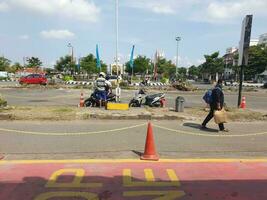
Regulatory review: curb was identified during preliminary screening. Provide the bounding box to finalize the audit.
[83,113,187,121]
[65,81,94,86]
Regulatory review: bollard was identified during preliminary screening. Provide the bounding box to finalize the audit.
[175,96,185,112]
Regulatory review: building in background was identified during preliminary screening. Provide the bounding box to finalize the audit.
[259,33,267,45]
[223,47,238,80]
[250,39,259,46]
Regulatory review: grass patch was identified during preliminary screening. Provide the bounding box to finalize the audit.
[52,107,74,113]
[186,107,267,122]
[0,96,7,107]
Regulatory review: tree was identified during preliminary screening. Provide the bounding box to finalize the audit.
[156,58,176,78]
[188,65,200,79]
[125,56,151,75]
[7,62,23,73]
[244,44,267,80]
[55,55,76,73]
[0,56,11,71]
[199,52,224,79]
[80,54,107,74]
[178,67,187,80]
[26,57,42,67]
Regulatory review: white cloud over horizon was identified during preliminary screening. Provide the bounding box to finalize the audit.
[0,2,9,12]
[6,0,100,22]
[125,0,267,24]
[40,29,75,40]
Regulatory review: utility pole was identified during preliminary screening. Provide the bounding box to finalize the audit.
[175,36,181,79]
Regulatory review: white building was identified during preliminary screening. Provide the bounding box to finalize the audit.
[250,39,259,46]
[223,47,238,80]
[226,47,238,54]
[259,33,267,45]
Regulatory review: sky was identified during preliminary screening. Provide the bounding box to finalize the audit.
[0,0,267,68]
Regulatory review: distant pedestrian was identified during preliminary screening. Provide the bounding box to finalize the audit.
[202,79,228,132]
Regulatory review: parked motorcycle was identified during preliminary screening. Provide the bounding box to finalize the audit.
[85,92,116,107]
[129,89,165,107]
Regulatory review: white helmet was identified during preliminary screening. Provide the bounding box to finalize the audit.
[99,72,106,78]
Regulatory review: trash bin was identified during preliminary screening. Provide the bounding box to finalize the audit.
[175,96,185,112]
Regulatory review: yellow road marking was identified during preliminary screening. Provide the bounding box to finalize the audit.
[144,169,155,182]
[123,190,185,200]
[1,159,267,165]
[154,124,267,137]
[34,192,98,200]
[123,169,191,187]
[0,123,146,136]
[46,169,102,188]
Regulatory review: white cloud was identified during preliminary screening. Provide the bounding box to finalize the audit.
[124,0,176,15]
[40,30,75,40]
[8,0,100,22]
[193,0,267,23]
[172,56,205,67]
[19,34,29,40]
[124,0,267,23]
[0,2,9,12]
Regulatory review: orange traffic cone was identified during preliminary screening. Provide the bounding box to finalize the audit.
[79,93,85,107]
[141,122,159,161]
[240,96,246,109]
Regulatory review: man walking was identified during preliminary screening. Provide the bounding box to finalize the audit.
[202,79,228,132]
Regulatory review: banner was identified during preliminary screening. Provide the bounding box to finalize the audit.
[130,45,135,68]
[96,44,101,69]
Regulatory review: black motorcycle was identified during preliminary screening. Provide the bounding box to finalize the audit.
[85,92,116,107]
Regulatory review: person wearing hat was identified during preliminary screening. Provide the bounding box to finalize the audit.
[94,72,111,107]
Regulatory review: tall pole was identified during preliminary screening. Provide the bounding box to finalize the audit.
[68,43,74,74]
[175,37,181,79]
[115,0,119,78]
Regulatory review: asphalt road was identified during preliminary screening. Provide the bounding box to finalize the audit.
[1,120,267,160]
[0,85,267,111]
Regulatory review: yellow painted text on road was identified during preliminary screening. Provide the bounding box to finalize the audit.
[123,169,180,187]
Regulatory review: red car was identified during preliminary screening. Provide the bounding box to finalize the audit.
[19,74,47,85]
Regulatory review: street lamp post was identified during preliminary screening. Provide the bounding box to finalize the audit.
[175,36,181,78]
[67,43,74,63]
[115,0,119,77]
[67,43,74,75]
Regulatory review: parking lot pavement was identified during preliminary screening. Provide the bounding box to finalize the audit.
[1,87,267,111]
[1,120,267,160]
[1,159,267,200]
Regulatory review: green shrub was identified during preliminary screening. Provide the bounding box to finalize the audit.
[63,76,73,82]
[161,78,168,84]
[0,96,7,107]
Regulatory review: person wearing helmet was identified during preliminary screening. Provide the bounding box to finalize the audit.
[94,72,111,106]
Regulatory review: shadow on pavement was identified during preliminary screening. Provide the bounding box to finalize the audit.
[131,150,142,157]
[0,174,266,200]
[183,123,219,133]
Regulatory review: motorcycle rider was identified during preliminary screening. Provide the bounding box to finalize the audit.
[94,72,112,107]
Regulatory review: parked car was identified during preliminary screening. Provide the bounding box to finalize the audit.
[19,74,47,85]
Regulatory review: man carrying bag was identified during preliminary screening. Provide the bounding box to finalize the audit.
[202,79,229,132]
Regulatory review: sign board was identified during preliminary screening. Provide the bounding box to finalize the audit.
[238,15,253,66]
